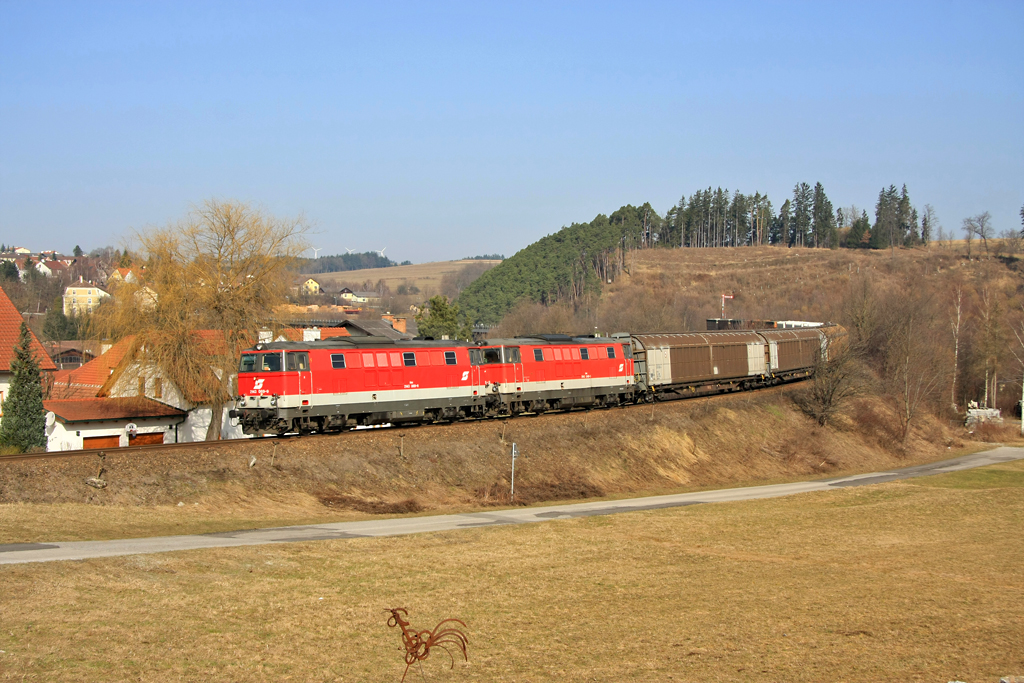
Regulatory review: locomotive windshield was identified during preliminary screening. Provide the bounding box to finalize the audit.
[239,352,283,373]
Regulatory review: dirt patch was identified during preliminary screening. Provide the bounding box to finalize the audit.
[316,493,423,514]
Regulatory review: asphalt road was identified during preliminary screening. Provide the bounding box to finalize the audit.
[2,445,1021,566]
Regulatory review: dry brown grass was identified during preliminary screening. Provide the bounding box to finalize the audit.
[2,388,1009,544]
[314,259,500,297]
[2,460,1021,682]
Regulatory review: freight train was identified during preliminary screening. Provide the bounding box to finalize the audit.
[230,324,845,436]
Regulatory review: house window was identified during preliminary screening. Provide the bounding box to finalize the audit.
[331,354,346,369]
[607,346,616,358]
[444,351,457,365]
[403,352,416,367]
[580,348,590,360]
[533,349,544,362]
[138,377,146,396]
[154,378,163,398]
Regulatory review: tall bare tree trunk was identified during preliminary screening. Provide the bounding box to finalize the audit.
[950,284,963,410]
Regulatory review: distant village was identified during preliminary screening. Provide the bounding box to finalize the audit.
[0,244,417,453]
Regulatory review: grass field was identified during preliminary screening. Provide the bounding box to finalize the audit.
[312,259,500,296]
[2,459,1021,682]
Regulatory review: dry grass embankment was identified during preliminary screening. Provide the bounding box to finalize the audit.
[2,385,1015,543]
[1,459,1021,682]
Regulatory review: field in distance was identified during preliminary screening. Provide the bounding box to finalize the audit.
[312,259,501,296]
[2,458,1021,681]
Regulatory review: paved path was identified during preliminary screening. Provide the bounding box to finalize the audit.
[3,446,1022,566]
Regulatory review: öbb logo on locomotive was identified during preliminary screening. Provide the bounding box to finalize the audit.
[230,326,845,436]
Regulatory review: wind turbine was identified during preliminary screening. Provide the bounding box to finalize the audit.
[311,247,322,259]
[345,248,355,254]
[376,247,387,258]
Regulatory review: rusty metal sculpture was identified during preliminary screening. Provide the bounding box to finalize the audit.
[386,607,468,682]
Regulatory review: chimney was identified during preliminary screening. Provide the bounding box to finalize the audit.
[382,314,406,334]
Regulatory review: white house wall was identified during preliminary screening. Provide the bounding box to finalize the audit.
[178,405,246,442]
[0,373,10,417]
[107,361,246,441]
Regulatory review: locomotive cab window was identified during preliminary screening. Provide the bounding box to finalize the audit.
[286,352,309,371]
[533,349,544,362]
[470,348,504,365]
[240,352,282,372]
[403,352,416,367]
[607,346,616,359]
[621,344,633,359]
[444,351,457,365]
[502,347,521,363]
[330,354,346,369]
[579,348,590,360]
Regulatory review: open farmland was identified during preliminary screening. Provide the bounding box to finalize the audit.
[1,459,1021,682]
[313,259,501,297]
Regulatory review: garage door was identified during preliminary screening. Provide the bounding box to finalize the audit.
[83,435,120,449]
[129,433,164,446]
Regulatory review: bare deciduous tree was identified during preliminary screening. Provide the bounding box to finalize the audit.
[949,280,964,411]
[880,290,944,443]
[90,200,308,440]
[963,212,994,258]
[795,342,864,427]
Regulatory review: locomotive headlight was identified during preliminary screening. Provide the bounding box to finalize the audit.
[270,394,278,406]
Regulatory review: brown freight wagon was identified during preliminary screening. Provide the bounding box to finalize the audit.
[632,331,768,387]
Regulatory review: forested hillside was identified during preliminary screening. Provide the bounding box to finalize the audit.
[458,184,1022,325]
[298,251,401,274]
[458,204,656,324]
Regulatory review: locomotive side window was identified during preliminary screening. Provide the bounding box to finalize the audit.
[579,348,590,360]
[286,352,309,371]
[533,349,544,362]
[403,352,416,367]
[607,346,616,359]
[502,347,521,363]
[621,344,633,359]
[330,354,346,369]
[444,351,457,365]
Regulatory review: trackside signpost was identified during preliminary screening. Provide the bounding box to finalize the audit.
[510,443,518,502]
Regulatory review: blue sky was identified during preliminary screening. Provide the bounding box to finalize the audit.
[1,1,1021,262]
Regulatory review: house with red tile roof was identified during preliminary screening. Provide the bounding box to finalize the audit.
[96,330,251,442]
[49,337,136,400]
[43,397,187,451]
[0,286,57,417]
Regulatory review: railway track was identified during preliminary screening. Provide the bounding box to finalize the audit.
[1,381,804,464]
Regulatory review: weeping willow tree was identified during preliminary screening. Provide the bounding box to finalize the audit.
[90,200,308,440]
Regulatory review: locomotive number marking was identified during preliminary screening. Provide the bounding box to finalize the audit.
[461,371,469,381]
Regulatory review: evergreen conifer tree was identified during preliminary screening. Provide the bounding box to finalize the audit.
[0,322,46,452]
[811,182,837,248]
[416,295,473,340]
[791,183,813,247]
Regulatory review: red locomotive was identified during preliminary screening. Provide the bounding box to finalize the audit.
[232,334,635,435]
